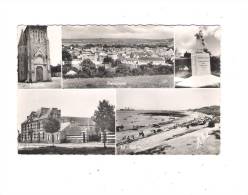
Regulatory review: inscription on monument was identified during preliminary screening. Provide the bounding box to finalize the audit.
[191,53,211,76]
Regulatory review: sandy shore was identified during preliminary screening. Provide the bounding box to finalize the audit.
[117,110,220,154]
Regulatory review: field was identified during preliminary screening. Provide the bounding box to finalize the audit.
[116,107,220,155]
[63,75,174,88]
[18,77,61,89]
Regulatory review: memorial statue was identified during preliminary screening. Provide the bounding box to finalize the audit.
[176,27,220,87]
[194,30,207,53]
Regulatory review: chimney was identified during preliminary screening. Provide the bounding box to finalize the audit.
[40,107,49,115]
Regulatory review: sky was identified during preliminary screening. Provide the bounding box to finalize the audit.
[17,25,62,66]
[175,25,221,56]
[117,88,220,110]
[17,89,116,129]
[62,25,174,39]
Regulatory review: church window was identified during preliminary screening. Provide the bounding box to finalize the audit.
[38,31,41,43]
[35,30,38,41]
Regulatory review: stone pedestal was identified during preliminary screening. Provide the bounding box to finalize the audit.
[175,74,220,88]
[176,52,220,88]
[176,29,220,88]
[191,53,211,76]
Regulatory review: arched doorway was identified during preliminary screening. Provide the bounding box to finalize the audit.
[36,66,43,81]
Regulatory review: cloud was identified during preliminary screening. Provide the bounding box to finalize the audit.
[175,26,221,56]
[62,25,174,39]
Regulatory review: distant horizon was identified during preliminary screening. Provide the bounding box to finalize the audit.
[62,25,174,40]
[116,89,220,111]
[117,104,220,111]
[62,37,173,40]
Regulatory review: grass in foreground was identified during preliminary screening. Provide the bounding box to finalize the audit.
[63,75,173,88]
[18,77,61,89]
[18,146,115,155]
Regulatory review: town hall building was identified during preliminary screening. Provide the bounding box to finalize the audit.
[19,107,96,144]
[18,25,51,82]
[20,107,61,144]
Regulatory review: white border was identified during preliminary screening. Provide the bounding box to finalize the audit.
[0,0,247,195]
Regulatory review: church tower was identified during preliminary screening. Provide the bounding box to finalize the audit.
[18,25,51,82]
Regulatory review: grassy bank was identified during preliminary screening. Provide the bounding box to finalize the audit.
[63,74,173,88]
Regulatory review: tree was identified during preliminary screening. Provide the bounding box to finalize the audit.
[43,118,60,146]
[62,49,72,62]
[97,66,106,77]
[93,100,115,134]
[208,120,215,128]
[116,64,130,76]
[81,59,95,67]
[210,56,220,73]
[80,59,96,77]
[103,56,114,65]
[112,59,122,67]
[184,51,191,58]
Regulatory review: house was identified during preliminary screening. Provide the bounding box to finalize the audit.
[71,59,82,70]
[65,70,77,76]
[138,57,166,66]
[20,107,61,144]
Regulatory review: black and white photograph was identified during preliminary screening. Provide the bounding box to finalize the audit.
[175,26,221,88]
[62,25,174,88]
[17,25,62,89]
[17,89,116,154]
[2,0,248,195]
[116,89,220,154]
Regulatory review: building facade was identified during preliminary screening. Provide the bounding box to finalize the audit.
[20,108,61,144]
[18,25,51,82]
[20,108,96,144]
